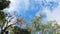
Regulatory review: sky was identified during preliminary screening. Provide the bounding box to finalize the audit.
[4,0,60,25]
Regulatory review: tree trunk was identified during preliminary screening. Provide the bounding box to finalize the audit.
[1,27,8,34]
[1,30,8,34]
[1,30,4,34]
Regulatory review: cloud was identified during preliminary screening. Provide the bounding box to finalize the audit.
[46,4,60,24]
[8,0,19,12]
[36,0,60,24]
[4,0,60,25]
[4,0,30,18]
[42,2,60,24]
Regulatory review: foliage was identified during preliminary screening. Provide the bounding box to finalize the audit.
[0,0,60,34]
[0,10,6,26]
[0,0,10,10]
[26,15,60,34]
[11,26,31,34]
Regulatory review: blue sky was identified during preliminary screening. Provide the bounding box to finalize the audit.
[4,0,60,24]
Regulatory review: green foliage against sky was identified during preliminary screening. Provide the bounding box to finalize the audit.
[26,15,60,34]
[0,0,60,34]
[0,0,11,34]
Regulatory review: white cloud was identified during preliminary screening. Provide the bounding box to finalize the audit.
[23,0,30,10]
[5,0,30,14]
[3,0,18,13]
[43,3,60,24]
[36,0,60,24]
[5,0,60,25]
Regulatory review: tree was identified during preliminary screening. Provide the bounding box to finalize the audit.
[11,26,31,34]
[0,10,6,26]
[0,0,14,34]
[0,0,10,10]
[45,20,60,34]
[0,13,17,34]
[0,10,6,34]
[0,0,30,34]
[26,15,43,34]
[0,12,27,34]
[26,14,60,34]
[17,18,25,28]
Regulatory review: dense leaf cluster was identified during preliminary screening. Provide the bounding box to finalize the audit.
[0,0,10,10]
[12,26,31,34]
[0,11,5,20]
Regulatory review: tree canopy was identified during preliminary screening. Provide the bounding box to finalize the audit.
[0,0,10,10]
